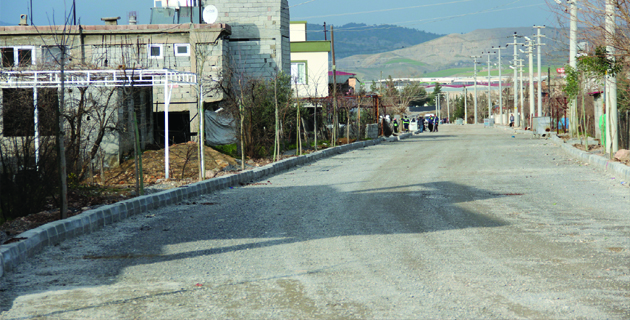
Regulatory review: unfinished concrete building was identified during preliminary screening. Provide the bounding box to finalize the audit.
[0,0,290,170]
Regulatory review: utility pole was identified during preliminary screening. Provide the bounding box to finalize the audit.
[606,0,618,154]
[471,55,481,124]
[323,22,328,41]
[493,46,505,124]
[437,94,440,119]
[508,33,524,127]
[522,37,535,125]
[331,25,337,146]
[569,1,578,136]
[534,26,546,117]
[464,87,468,124]
[483,51,496,120]
[446,92,450,122]
[518,58,525,128]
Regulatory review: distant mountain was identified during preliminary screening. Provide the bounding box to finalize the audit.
[336,27,568,81]
[306,23,444,60]
[0,20,12,26]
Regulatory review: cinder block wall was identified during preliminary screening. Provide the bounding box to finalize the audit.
[203,0,290,79]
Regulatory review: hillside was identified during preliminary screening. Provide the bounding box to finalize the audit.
[306,23,443,60]
[337,27,567,80]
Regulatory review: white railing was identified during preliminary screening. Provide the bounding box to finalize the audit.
[0,69,197,88]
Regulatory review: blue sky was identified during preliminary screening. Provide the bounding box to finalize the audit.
[0,0,555,34]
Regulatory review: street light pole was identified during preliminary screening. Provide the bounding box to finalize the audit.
[606,0,618,154]
[484,51,496,120]
[464,86,468,124]
[518,58,525,128]
[569,0,578,136]
[470,55,482,124]
[534,26,546,117]
[446,92,450,122]
[522,37,535,126]
[508,32,523,127]
[493,46,506,124]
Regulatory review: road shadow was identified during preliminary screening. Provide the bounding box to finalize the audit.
[0,180,507,316]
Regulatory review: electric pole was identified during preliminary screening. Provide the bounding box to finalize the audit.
[606,0,618,154]
[522,37,535,125]
[508,33,524,127]
[471,55,481,124]
[483,51,497,121]
[534,26,546,117]
[464,87,468,124]
[493,46,506,124]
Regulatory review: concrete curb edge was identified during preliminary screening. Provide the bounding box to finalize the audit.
[549,135,630,182]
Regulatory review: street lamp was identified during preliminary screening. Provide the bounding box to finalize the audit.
[554,0,578,135]
[470,55,482,124]
[483,51,497,121]
[507,32,524,127]
[534,26,546,118]
[492,45,506,124]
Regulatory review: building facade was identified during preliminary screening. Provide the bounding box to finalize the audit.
[289,21,330,99]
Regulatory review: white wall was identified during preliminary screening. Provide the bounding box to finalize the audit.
[291,51,329,98]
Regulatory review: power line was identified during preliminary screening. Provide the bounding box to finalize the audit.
[303,1,544,34]
[289,0,321,9]
[295,0,474,20]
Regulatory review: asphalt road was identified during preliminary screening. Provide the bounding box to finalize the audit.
[2,124,630,319]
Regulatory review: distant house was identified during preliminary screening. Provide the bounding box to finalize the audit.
[329,71,359,96]
[289,21,330,99]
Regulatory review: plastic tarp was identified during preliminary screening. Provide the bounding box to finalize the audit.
[204,110,237,146]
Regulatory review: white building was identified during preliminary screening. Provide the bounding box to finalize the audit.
[289,21,330,99]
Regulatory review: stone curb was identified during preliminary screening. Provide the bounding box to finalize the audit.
[549,135,630,182]
[0,134,416,278]
[492,124,630,181]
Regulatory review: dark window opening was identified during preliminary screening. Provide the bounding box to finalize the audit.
[150,46,161,57]
[18,49,32,66]
[1,48,15,67]
[2,88,58,137]
[154,111,190,145]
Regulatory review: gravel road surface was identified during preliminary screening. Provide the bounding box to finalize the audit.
[2,125,630,319]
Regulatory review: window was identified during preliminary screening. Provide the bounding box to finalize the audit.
[291,61,307,84]
[148,44,163,59]
[42,46,64,67]
[2,88,57,137]
[0,46,35,67]
[17,49,32,66]
[174,43,190,57]
[1,48,15,67]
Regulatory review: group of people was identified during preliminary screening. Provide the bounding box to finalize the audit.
[388,115,440,133]
[425,115,439,133]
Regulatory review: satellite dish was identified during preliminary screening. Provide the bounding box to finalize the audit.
[202,5,218,24]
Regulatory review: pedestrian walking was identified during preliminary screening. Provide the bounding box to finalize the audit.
[509,114,515,127]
